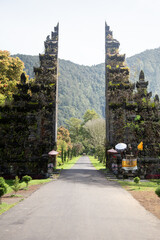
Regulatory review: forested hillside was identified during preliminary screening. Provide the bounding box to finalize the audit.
[58,60,105,125]
[11,54,105,126]
[12,47,160,125]
[12,54,39,78]
[127,47,160,95]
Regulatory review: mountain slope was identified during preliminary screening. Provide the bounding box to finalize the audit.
[58,60,105,125]
[127,47,160,95]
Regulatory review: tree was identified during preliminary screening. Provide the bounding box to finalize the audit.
[95,145,105,163]
[57,126,72,161]
[66,117,82,143]
[57,139,68,162]
[65,110,103,155]
[0,50,25,105]
[83,109,99,124]
[72,142,84,156]
[57,126,72,145]
[11,176,21,194]
[84,118,105,147]
[0,177,8,204]
[84,118,106,161]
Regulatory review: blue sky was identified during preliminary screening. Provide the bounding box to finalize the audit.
[0,0,160,65]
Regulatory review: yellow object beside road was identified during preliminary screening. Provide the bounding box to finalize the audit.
[137,141,143,150]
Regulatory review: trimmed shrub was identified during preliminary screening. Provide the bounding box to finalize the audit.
[155,187,160,198]
[0,177,8,204]
[134,176,140,184]
[22,175,32,188]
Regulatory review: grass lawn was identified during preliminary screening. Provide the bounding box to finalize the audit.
[88,156,160,192]
[5,178,52,195]
[57,156,80,170]
[3,156,80,196]
[0,202,18,215]
[0,178,52,215]
[0,158,80,215]
[89,156,106,170]
[117,179,160,191]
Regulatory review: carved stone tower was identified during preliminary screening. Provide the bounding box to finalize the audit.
[105,23,134,146]
[136,70,152,99]
[34,23,59,150]
[0,24,59,177]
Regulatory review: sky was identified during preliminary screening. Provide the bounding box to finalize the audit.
[0,0,160,66]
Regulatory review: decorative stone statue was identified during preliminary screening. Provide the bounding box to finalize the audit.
[21,72,26,84]
[154,94,159,103]
[139,70,145,82]
[46,35,50,41]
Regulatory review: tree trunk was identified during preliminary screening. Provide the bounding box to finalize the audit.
[61,148,64,162]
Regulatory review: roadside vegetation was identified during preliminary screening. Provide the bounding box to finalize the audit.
[117,178,160,220]
[0,178,52,215]
[0,202,17,215]
[65,109,105,162]
[0,156,81,215]
[4,178,51,195]
[117,179,160,191]
[89,156,106,171]
[57,155,80,170]
[56,109,105,169]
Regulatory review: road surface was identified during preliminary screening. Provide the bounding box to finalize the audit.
[0,156,160,240]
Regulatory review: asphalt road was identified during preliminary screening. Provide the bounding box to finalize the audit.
[0,156,160,240]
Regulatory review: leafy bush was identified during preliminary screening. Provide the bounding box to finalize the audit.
[22,175,32,188]
[134,177,140,184]
[155,187,160,198]
[11,176,21,194]
[0,177,8,204]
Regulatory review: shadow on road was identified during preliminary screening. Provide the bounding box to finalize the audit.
[59,168,121,189]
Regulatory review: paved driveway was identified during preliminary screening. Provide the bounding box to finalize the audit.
[0,156,160,240]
